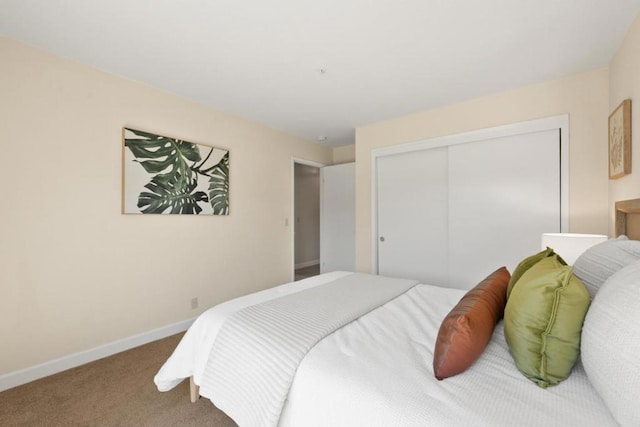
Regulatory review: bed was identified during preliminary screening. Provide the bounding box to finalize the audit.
[155,200,640,427]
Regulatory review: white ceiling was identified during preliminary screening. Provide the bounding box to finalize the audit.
[1,1,639,147]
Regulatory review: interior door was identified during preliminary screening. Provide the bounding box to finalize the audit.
[320,163,355,273]
[377,147,449,285]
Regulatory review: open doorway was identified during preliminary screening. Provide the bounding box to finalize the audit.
[292,159,323,281]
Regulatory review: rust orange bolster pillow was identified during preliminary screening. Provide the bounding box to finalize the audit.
[433,266,510,380]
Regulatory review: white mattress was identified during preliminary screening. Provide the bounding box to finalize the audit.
[156,272,616,427]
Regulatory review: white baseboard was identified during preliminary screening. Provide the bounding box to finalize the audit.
[295,259,320,269]
[0,317,195,392]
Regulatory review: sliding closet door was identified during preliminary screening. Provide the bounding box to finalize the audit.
[375,118,566,290]
[377,147,449,286]
[448,129,561,288]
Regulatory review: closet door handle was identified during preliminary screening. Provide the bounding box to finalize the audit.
[379,236,385,242]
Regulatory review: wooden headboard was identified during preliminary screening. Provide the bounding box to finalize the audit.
[615,198,640,240]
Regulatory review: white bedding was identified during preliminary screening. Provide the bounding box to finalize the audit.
[154,271,352,392]
[156,272,617,427]
[280,283,617,427]
[201,273,418,427]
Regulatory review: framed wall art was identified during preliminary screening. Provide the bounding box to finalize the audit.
[122,128,229,215]
[609,99,631,179]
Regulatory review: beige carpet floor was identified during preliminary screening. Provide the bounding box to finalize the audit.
[294,263,320,281]
[0,333,237,426]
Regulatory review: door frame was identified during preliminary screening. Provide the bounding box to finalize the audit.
[370,114,569,274]
[291,157,326,281]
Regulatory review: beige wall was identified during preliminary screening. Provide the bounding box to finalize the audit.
[609,15,640,235]
[0,37,332,374]
[355,69,610,273]
[332,144,356,164]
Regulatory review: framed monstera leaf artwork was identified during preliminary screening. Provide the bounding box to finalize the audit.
[608,99,631,180]
[122,128,229,215]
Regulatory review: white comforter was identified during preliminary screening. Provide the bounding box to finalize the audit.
[201,273,418,427]
[154,271,352,392]
[155,272,617,427]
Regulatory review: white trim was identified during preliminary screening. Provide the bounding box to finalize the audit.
[371,153,379,274]
[295,259,320,269]
[371,114,570,274]
[559,118,570,233]
[320,167,326,274]
[0,317,195,392]
[291,157,326,282]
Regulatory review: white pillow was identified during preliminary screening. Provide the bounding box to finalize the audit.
[573,236,640,298]
[581,260,640,426]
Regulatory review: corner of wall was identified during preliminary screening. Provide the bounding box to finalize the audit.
[332,144,356,164]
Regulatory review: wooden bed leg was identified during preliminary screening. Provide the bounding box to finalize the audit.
[189,376,200,403]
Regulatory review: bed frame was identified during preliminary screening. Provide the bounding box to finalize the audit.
[616,198,640,239]
[190,376,200,403]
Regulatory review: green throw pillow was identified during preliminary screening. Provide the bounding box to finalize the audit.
[504,255,590,388]
[507,247,564,299]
